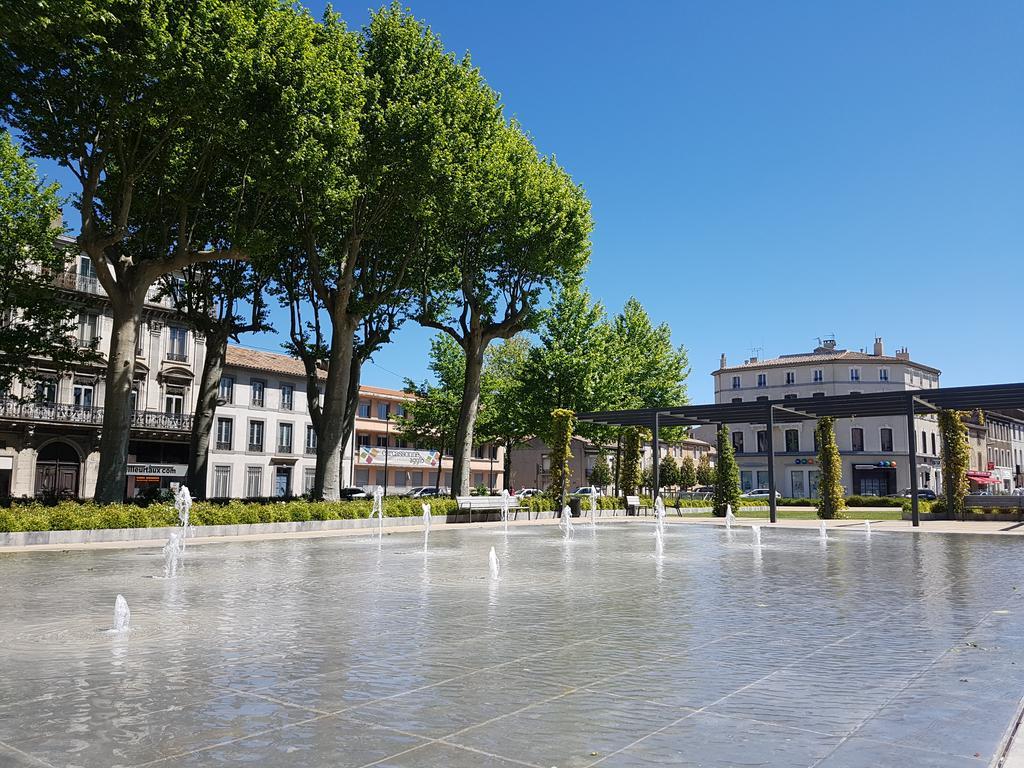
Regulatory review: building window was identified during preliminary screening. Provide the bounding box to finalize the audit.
[930,433,936,456]
[303,467,316,495]
[216,417,233,450]
[879,368,889,382]
[851,428,864,452]
[130,384,139,411]
[219,376,234,404]
[813,369,823,382]
[77,312,98,346]
[808,470,821,498]
[791,470,805,497]
[880,428,893,452]
[73,382,94,408]
[785,429,799,453]
[135,324,144,356]
[358,433,371,447]
[305,425,317,454]
[164,385,184,414]
[377,402,390,420]
[278,423,293,454]
[358,400,371,418]
[213,465,231,498]
[355,468,370,486]
[248,420,264,452]
[731,431,744,453]
[785,371,795,385]
[395,471,408,488]
[740,471,753,491]
[757,373,767,388]
[281,384,293,411]
[35,379,58,404]
[921,430,927,455]
[245,466,263,498]
[731,376,741,389]
[849,368,860,382]
[756,470,769,488]
[376,435,388,448]
[394,404,406,418]
[250,380,265,408]
[756,430,767,453]
[168,326,188,361]
[473,472,485,488]
[813,430,820,453]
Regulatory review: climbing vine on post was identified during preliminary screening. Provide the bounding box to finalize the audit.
[548,409,575,506]
[938,409,970,520]
[815,417,845,519]
[620,427,641,497]
[713,424,740,517]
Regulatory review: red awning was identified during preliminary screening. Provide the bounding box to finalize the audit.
[967,473,1000,485]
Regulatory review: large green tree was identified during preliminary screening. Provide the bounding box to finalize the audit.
[938,409,970,519]
[1,0,293,501]
[0,130,94,393]
[415,115,592,496]
[606,298,689,413]
[696,453,714,486]
[713,425,740,516]
[680,455,697,489]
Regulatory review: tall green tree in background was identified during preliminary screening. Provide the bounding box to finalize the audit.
[415,115,592,496]
[477,336,531,487]
[938,409,970,519]
[0,130,95,393]
[680,455,697,490]
[815,417,845,519]
[713,425,740,516]
[606,297,689,413]
[548,409,575,505]
[660,454,680,490]
[620,427,642,497]
[1,0,295,501]
[588,456,612,489]
[696,453,714,486]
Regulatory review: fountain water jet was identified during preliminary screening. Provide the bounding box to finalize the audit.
[174,485,192,548]
[560,505,574,539]
[819,521,828,542]
[751,525,762,548]
[422,503,431,551]
[371,486,384,545]
[500,489,511,534]
[864,520,872,535]
[725,504,735,530]
[113,595,130,632]
[654,521,664,558]
[489,546,500,579]
[162,532,183,578]
[589,489,598,529]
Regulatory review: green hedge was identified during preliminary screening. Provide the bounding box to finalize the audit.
[0,498,462,533]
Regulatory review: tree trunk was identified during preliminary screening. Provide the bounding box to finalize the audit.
[93,292,144,503]
[187,328,229,499]
[313,313,356,500]
[338,355,362,491]
[451,336,485,497]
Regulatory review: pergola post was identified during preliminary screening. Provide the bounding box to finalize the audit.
[766,406,777,523]
[906,394,920,527]
[652,411,661,501]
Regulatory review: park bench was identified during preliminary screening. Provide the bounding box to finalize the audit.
[625,495,651,516]
[454,495,527,523]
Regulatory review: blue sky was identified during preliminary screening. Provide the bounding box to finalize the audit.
[37,1,1024,402]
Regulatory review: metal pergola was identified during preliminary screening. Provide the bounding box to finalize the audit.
[578,382,1024,527]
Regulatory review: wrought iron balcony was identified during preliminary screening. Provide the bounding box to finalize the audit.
[0,399,193,431]
[304,445,317,455]
[277,444,293,454]
[248,443,264,453]
[53,270,105,297]
[166,352,188,363]
[215,441,232,450]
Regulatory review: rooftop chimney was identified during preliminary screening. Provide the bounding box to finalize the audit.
[719,353,727,369]
[873,337,884,357]
[895,346,910,361]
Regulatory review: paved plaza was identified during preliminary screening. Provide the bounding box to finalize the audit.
[1,521,1022,767]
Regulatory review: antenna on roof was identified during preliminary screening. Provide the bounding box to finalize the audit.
[750,345,764,359]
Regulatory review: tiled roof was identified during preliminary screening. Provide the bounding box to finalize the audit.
[225,346,324,380]
[715,350,940,375]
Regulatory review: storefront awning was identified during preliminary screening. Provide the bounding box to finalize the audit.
[967,473,1000,485]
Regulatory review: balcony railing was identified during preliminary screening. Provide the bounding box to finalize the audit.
[277,444,293,454]
[215,441,232,450]
[166,352,188,362]
[54,271,105,297]
[304,445,317,455]
[0,400,193,431]
[248,443,264,453]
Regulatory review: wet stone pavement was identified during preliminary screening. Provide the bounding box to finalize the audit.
[0,522,1022,767]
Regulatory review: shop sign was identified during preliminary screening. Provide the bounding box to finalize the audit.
[126,463,187,476]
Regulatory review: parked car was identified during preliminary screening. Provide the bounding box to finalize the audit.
[338,487,370,500]
[404,486,444,499]
[893,488,937,501]
[515,488,542,498]
[691,485,715,495]
[570,486,603,497]
[741,488,782,499]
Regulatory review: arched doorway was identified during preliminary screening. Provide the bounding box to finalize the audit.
[35,441,81,499]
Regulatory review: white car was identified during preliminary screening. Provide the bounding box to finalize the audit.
[570,486,603,497]
[515,488,541,498]
[741,488,781,499]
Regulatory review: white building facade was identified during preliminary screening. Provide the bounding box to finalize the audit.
[706,338,944,497]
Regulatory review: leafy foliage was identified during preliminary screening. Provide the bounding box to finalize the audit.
[659,454,680,489]
[696,453,714,486]
[0,130,95,392]
[938,409,970,519]
[620,427,642,496]
[814,417,845,519]
[713,425,740,516]
[588,455,612,488]
[548,409,575,504]
[680,455,697,489]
